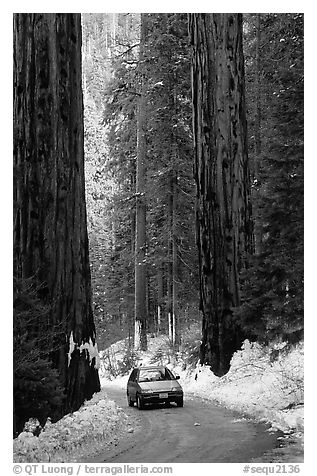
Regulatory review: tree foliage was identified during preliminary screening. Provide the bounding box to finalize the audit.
[13,277,65,434]
[237,13,304,344]
[84,13,199,350]
[83,12,304,360]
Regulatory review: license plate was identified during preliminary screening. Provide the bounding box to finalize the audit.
[159,393,168,399]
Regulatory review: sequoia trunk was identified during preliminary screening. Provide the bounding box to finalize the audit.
[189,14,253,376]
[13,13,100,412]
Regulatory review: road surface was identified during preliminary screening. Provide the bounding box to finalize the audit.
[85,385,280,463]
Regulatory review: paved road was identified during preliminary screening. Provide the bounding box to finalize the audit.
[87,385,280,463]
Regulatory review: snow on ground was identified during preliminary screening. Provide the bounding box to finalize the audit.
[179,340,304,433]
[100,332,304,461]
[13,389,139,463]
[14,331,304,463]
[100,332,304,435]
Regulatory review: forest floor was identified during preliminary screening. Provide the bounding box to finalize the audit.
[13,330,304,464]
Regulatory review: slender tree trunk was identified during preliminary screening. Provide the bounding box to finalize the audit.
[129,171,136,345]
[103,15,108,51]
[134,14,148,351]
[254,13,263,254]
[171,80,180,349]
[172,170,180,348]
[112,13,117,45]
[254,14,261,178]
[157,264,164,334]
[157,304,161,334]
[13,13,100,412]
[167,175,174,343]
[189,13,253,376]
[166,260,173,341]
[168,310,173,342]
[130,174,136,256]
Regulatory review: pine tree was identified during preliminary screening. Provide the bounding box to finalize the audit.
[144,14,198,345]
[134,14,149,351]
[238,14,304,344]
[13,277,65,434]
[96,14,199,348]
[92,15,140,348]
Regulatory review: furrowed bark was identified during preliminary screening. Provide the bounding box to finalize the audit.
[189,13,253,376]
[13,13,100,411]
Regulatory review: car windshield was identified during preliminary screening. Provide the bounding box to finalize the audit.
[138,368,173,382]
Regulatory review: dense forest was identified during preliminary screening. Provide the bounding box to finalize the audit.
[13,13,303,435]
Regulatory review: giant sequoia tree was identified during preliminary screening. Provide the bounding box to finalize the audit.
[189,14,253,376]
[13,13,100,418]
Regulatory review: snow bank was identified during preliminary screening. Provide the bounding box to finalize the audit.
[13,389,136,463]
[176,340,304,433]
[14,334,303,463]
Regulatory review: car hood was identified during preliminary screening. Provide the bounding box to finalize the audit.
[138,380,182,392]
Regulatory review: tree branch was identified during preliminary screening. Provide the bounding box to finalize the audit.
[115,43,140,58]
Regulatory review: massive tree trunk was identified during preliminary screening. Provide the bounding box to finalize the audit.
[13,13,100,412]
[134,13,148,351]
[189,14,253,376]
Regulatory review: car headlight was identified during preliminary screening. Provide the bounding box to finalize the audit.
[140,389,152,393]
[171,387,181,392]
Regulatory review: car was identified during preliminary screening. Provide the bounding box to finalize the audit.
[126,365,184,409]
